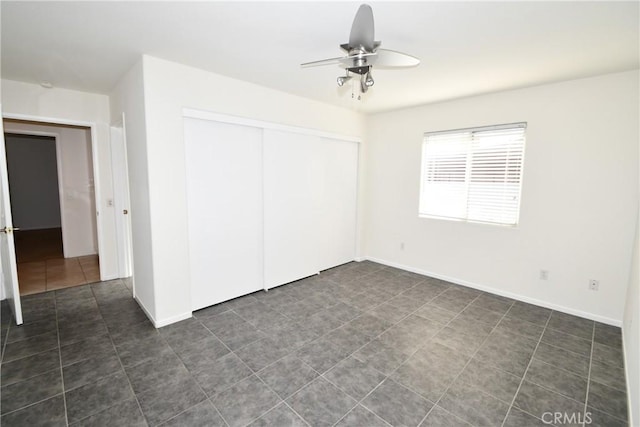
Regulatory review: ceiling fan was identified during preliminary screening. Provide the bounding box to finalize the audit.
[301,4,420,94]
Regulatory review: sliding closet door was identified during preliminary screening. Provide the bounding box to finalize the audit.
[316,138,359,271]
[263,129,323,289]
[184,118,264,310]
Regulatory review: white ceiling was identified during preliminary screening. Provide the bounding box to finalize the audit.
[2,1,638,114]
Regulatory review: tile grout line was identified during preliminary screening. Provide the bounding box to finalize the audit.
[0,394,67,418]
[286,267,402,426]
[1,301,65,421]
[52,294,70,427]
[499,310,553,427]
[1,315,11,365]
[326,376,392,427]
[326,274,509,425]
[242,334,320,426]
[11,265,625,426]
[252,371,311,427]
[534,336,592,361]
[157,328,231,427]
[500,316,616,424]
[218,300,340,427]
[322,283,490,425]
[1,319,59,363]
[197,316,253,427]
[583,323,596,424]
[220,269,390,364]
[577,344,629,422]
[78,259,87,286]
[414,295,516,427]
[518,358,590,402]
[88,283,150,427]
[223,328,301,427]
[158,265,627,427]
[196,265,411,426]
[45,259,49,292]
[280,400,313,427]
[0,267,438,424]
[327,282,457,426]
[214,305,314,427]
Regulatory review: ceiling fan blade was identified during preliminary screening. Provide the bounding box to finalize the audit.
[373,49,420,68]
[302,52,378,69]
[301,57,344,68]
[349,4,375,51]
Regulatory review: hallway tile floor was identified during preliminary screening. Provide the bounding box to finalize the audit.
[0,262,629,426]
[17,255,101,295]
[14,228,100,295]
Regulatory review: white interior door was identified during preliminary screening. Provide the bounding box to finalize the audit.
[263,129,323,289]
[185,118,264,310]
[0,115,23,325]
[110,121,133,278]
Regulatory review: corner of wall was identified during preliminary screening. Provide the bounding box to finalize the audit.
[109,56,158,322]
[622,203,639,426]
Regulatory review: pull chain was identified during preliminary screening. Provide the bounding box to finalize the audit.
[350,79,361,101]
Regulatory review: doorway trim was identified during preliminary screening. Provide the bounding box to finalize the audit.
[2,113,105,280]
[109,114,134,281]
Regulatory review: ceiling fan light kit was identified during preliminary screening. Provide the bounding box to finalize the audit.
[336,74,352,86]
[302,4,420,96]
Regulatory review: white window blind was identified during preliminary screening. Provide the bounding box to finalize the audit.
[419,123,526,226]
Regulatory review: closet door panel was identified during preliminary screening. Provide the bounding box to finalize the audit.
[317,138,359,271]
[263,129,322,289]
[184,118,264,310]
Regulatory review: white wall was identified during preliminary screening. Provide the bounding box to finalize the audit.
[3,121,98,257]
[5,134,61,230]
[363,70,639,325]
[1,79,117,278]
[623,200,639,426]
[109,59,156,319]
[110,55,365,326]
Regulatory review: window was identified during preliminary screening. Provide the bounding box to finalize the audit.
[419,123,526,226]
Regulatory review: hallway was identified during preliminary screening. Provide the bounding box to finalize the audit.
[14,228,100,295]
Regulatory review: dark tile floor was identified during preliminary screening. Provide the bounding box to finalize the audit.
[0,262,629,426]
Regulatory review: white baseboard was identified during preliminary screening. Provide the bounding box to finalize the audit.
[621,327,635,426]
[133,295,191,328]
[99,271,119,282]
[363,256,622,327]
[134,295,157,325]
[155,311,192,328]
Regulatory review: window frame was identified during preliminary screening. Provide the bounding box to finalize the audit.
[419,122,527,227]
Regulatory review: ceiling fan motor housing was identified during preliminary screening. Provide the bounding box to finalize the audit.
[346,47,373,75]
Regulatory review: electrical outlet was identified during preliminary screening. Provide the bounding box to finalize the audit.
[539,270,549,280]
[589,279,599,291]
[400,242,405,250]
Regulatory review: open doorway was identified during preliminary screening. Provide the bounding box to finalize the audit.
[3,119,100,295]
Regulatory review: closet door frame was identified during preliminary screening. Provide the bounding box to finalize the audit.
[183,109,360,145]
[183,108,361,297]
